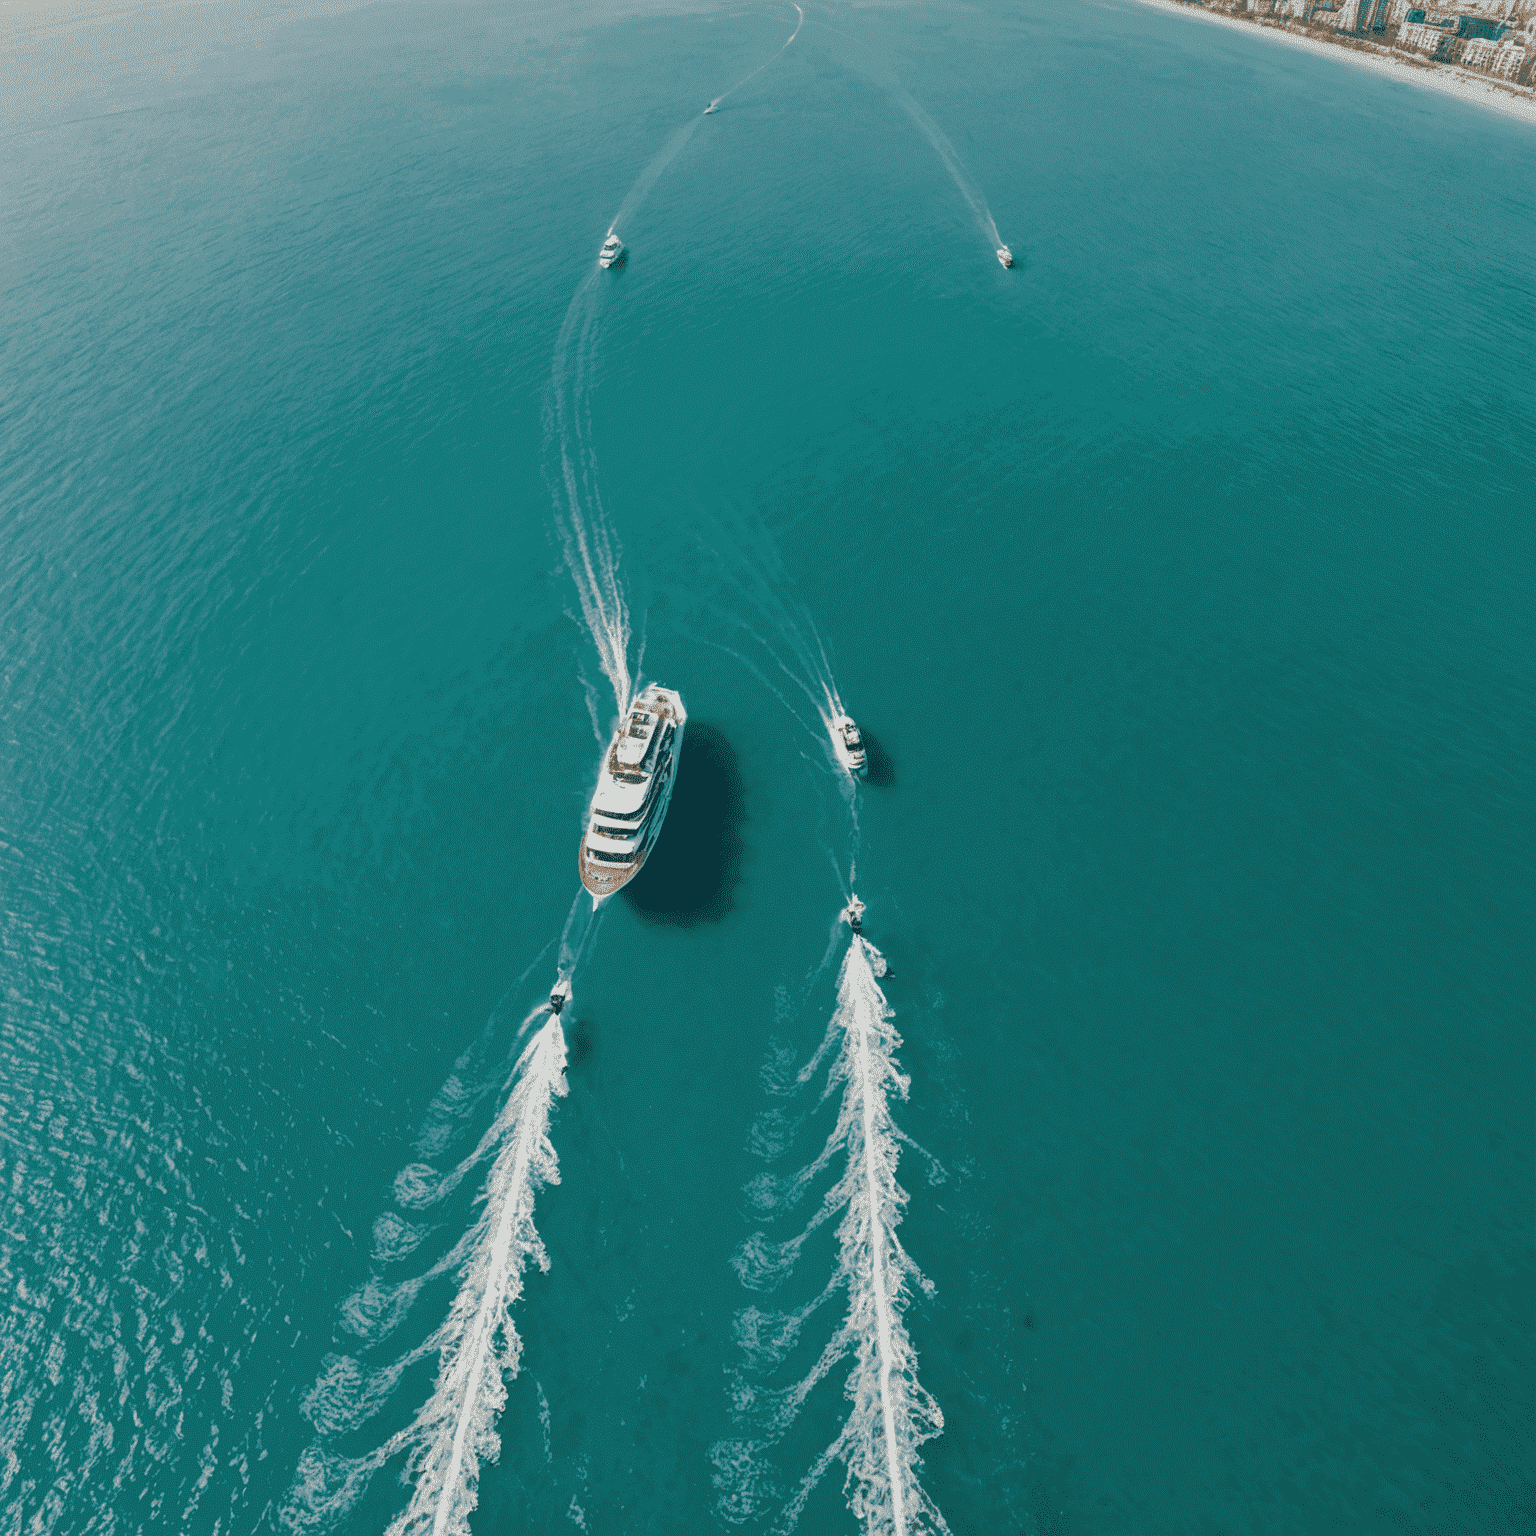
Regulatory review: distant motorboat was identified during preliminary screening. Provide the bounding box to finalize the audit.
[599,234,625,269]
[996,245,1014,268]
[704,103,717,114]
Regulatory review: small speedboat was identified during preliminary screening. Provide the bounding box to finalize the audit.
[834,715,867,777]
[996,245,1014,268]
[599,234,625,269]
[704,103,717,114]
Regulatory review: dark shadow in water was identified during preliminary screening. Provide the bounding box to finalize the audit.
[567,1016,595,1066]
[623,723,745,926]
[861,728,896,789]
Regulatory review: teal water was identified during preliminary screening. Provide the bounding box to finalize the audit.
[3,1,1533,1532]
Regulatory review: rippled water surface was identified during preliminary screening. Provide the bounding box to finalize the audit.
[2,0,1532,1531]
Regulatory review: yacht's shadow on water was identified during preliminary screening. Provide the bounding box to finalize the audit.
[861,727,896,789]
[623,723,745,926]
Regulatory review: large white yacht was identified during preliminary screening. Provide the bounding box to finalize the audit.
[599,233,625,269]
[578,685,687,897]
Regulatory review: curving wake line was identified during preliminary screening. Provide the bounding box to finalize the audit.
[543,116,704,718]
[707,4,804,113]
[714,918,949,1535]
[545,4,805,720]
[805,16,1007,257]
[545,264,641,719]
[677,514,860,782]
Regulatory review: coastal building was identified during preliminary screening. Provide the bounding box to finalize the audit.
[1454,34,1527,67]
[1398,17,1458,47]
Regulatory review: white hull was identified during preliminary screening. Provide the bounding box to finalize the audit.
[833,714,867,778]
[579,685,687,897]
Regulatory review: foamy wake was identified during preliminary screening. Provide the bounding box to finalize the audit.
[386,1019,567,1536]
[546,269,634,718]
[715,930,949,1536]
[279,1019,569,1534]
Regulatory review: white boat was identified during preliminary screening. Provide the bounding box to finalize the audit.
[704,103,717,114]
[834,715,867,777]
[996,245,1014,268]
[579,685,687,897]
[599,234,625,269]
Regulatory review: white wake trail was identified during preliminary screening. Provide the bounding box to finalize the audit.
[889,87,1003,250]
[718,927,949,1536]
[280,928,587,1535]
[679,514,860,786]
[547,271,635,717]
[388,1019,569,1536]
[707,4,804,113]
[544,116,711,717]
[804,17,1007,256]
[545,4,808,715]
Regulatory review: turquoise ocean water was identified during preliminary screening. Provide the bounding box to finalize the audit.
[3,1,1533,1531]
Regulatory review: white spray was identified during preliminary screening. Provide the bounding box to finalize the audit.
[388,1019,569,1536]
[279,901,599,1534]
[719,919,949,1536]
[546,268,636,718]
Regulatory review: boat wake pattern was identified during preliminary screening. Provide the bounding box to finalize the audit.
[545,263,641,720]
[544,115,710,718]
[680,515,859,787]
[280,895,604,1535]
[713,926,949,1536]
[805,15,1006,257]
[707,4,804,114]
[546,6,805,721]
[889,87,1004,253]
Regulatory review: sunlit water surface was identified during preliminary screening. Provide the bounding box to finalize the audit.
[2,0,1532,1532]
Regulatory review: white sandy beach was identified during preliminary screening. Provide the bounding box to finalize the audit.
[1128,0,1536,125]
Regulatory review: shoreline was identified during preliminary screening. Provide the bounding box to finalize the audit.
[1126,0,1536,126]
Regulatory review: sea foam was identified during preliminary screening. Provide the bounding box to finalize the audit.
[717,932,949,1536]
